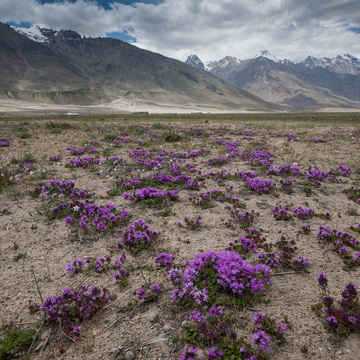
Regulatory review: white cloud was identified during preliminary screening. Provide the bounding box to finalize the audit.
[1,0,360,62]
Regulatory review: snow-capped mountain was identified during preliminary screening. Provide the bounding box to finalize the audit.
[255,50,280,63]
[11,24,50,43]
[186,52,360,109]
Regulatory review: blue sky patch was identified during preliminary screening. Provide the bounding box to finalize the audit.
[38,0,163,10]
[106,29,136,42]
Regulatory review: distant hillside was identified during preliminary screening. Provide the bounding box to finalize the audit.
[1,23,277,110]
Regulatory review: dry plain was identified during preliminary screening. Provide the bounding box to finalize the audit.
[1,112,360,360]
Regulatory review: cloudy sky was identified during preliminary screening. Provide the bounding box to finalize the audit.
[1,0,360,63]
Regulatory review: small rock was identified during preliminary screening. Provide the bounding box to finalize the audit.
[182,320,188,327]
[163,324,171,332]
[149,311,159,323]
[125,350,135,360]
[182,239,190,244]
[335,350,343,356]
[198,249,204,252]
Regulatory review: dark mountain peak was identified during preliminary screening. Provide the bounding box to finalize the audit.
[47,29,82,43]
[39,27,58,38]
[185,54,205,70]
[302,55,322,67]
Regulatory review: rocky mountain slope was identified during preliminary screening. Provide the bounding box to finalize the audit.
[1,23,276,110]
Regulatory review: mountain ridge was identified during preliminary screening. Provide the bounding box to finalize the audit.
[187,51,360,109]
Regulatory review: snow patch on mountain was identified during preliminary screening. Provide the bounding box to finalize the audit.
[11,25,49,43]
[255,50,280,63]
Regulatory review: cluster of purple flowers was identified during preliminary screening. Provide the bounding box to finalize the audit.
[116,173,192,192]
[184,179,200,190]
[279,178,293,193]
[267,164,301,176]
[337,164,351,176]
[292,206,314,219]
[52,199,131,231]
[308,137,328,143]
[0,137,11,147]
[66,147,85,155]
[252,330,272,352]
[119,219,158,250]
[272,205,292,220]
[261,237,310,272]
[137,284,161,301]
[104,156,131,171]
[282,133,294,142]
[123,187,178,203]
[226,237,258,256]
[166,148,209,158]
[176,215,202,230]
[241,147,275,167]
[40,285,111,341]
[155,252,177,267]
[31,180,89,199]
[258,251,282,268]
[317,226,360,269]
[49,155,61,161]
[65,156,101,169]
[66,253,127,274]
[245,177,276,193]
[207,157,230,166]
[112,137,131,144]
[180,348,198,360]
[236,170,257,179]
[342,186,360,204]
[252,311,287,352]
[207,346,224,359]
[202,189,241,204]
[317,275,360,334]
[170,250,272,306]
[305,168,329,184]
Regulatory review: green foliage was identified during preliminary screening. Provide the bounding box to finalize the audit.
[102,134,118,141]
[107,187,124,197]
[45,122,74,131]
[12,252,27,262]
[18,132,32,139]
[102,146,113,156]
[154,208,176,217]
[151,123,166,130]
[143,264,154,271]
[348,208,358,216]
[0,169,13,193]
[10,153,36,165]
[0,327,36,359]
[162,132,182,142]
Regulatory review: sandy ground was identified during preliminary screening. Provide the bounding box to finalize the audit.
[1,116,360,360]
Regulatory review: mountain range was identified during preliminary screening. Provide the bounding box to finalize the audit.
[0,23,275,111]
[2,21,360,112]
[185,51,360,110]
